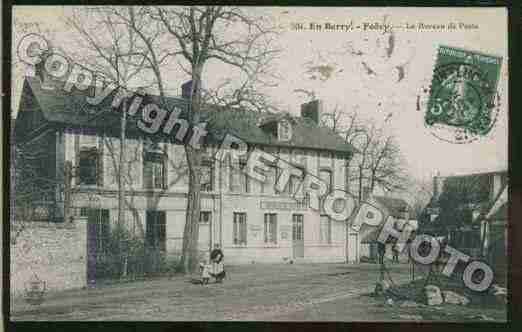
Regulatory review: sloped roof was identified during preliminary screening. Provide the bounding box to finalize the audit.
[16,76,355,155]
[355,195,416,244]
[373,196,411,219]
[359,222,416,244]
[428,171,508,210]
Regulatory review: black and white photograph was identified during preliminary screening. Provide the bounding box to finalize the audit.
[6,4,512,323]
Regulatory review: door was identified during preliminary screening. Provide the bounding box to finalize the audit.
[87,209,110,283]
[199,211,212,253]
[146,210,166,273]
[292,214,304,258]
[346,232,359,263]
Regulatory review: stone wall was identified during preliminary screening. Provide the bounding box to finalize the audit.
[10,217,87,297]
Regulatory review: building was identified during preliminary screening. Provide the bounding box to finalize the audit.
[479,176,508,286]
[359,192,417,261]
[423,170,508,260]
[14,74,357,280]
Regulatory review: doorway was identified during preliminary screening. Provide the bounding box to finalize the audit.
[292,214,304,258]
[86,208,110,283]
[146,210,166,273]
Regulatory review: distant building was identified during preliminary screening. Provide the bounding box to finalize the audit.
[10,118,16,226]
[423,170,508,263]
[359,189,417,261]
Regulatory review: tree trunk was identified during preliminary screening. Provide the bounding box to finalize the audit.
[179,65,204,274]
[118,99,127,227]
[180,146,202,274]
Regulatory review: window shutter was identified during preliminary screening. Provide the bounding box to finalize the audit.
[143,160,149,189]
[97,137,104,187]
[159,211,166,252]
[273,215,277,244]
[264,215,268,243]
[162,145,168,189]
[242,214,247,244]
[233,214,238,244]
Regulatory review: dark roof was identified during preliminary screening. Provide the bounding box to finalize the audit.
[428,171,508,210]
[16,76,355,155]
[424,173,508,223]
[373,196,411,219]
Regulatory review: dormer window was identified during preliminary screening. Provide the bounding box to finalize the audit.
[143,140,167,189]
[278,119,293,141]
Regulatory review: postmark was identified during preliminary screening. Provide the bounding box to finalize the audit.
[424,45,502,144]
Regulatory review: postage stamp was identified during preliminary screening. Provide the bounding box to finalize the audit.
[424,45,503,144]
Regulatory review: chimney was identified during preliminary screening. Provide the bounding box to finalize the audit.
[300,100,323,125]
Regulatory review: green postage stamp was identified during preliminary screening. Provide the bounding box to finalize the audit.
[425,45,502,143]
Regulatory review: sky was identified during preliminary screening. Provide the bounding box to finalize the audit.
[11,6,508,182]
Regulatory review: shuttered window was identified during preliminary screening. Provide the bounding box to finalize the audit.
[79,148,102,186]
[233,212,247,245]
[264,213,277,244]
[143,142,167,189]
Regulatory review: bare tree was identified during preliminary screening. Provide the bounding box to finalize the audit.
[66,7,166,277]
[294,17,413,202]
[320,104,407,202]
[407,178,433,221]
[64,6,280,274]
[150,6,280,273]
[367,132,407,193]
[67,7,157,234]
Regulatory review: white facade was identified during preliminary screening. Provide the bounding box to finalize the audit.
[60,130,352,265]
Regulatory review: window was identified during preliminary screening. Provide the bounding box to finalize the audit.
[320,215,332,244]
[80,207,89,217]
[287,166,304,196]
[200,211,212,224]
[262,165,278,194]
[233,212,247,245]
[79,148,101,185]
[319,169,333,191]
[263,166,281,195]
[201,160,214,192]
[264,213,278,244]
[143,144,166,189]
[146,210,166,252]
[292,214,304,241]
[278,119,293,141]
[230,160,249,193]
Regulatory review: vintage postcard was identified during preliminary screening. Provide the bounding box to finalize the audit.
[7,5,509,323]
